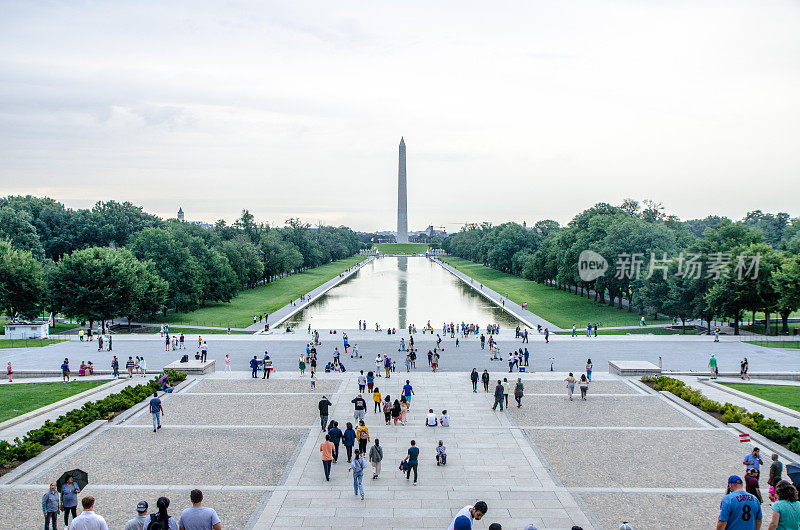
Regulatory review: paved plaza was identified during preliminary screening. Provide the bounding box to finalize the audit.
[1,330,792,377]
[0,368,771,528]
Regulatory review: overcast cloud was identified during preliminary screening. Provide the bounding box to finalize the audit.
[1,0,798,231]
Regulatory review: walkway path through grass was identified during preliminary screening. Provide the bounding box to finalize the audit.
[441,256,668,328]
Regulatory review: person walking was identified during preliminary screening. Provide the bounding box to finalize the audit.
[565,373,576,401]
[126,356,134,378]
[111,356,119,378]
[177,489,222,530]
[502,378,510,408]
[492,380,504,411]
[67,496,107,530]
[358,370,367,393]
[402,380,414,405]
[482,370,490,392]
[586,359,593,382]
[514,378,524,407]
[318,395,332,432]
[373,387,382,413]
[470,368,479,392]
[400,396,409,425]
[61,358,71,382]
[350,449,367,499]
[60,475,80,526]
[709,354,718,379]
[352,394,367,422]
[579,374,589,400]
[391,398,401,425]
[150,391,164,432]
[366,371,375,393]
[383,396,392,425]
[224,354,231,372]
[42,482,59,530]
[369,438,383,479]
[320,435,335,481]
[299,354,306,375]
[403,440,420,485]
[328,421,343,463]
[767,480,800,530]
[718,475,761,530]
[356,419,370,455]
[343,422,356,462]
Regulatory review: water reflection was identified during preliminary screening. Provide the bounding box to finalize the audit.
[286,257,520,330]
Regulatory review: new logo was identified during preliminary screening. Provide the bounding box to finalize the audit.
[578,250,608,282]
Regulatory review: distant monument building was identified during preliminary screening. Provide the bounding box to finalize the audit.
[397,137,408,243]
[177,207,184,222]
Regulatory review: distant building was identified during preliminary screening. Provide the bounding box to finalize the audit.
[177,207,185,222]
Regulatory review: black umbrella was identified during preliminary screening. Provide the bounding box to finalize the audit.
[56,469,88,492]
[786,463,800,488]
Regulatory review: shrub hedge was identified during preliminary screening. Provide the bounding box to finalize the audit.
[642,375,800,454]
[0,370,186,468]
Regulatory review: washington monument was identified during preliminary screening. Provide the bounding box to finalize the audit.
[397,137,408,243]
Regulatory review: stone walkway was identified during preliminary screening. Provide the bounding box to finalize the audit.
[0,370,775,528]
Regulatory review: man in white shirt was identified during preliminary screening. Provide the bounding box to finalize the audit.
[68,496,108,530]
[425,409,438,427]
[448,501,487,530]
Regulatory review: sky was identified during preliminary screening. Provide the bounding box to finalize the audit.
[1,0,798,232]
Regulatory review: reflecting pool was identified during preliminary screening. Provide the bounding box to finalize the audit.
[285,256,520,330]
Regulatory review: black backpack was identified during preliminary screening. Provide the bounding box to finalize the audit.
[146,514,170,530]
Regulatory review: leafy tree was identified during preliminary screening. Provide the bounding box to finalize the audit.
[49,247,142,324]
[0,206,45,260]
[773,255,800,334]
[0,240,47,318]
[128,228,203,312]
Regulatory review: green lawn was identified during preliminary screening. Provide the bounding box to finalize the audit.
[720,383,800,412]
[374,243,429,254]
[441,256,669,328]
[744,340,800,349]
[0,339,64,349]
[146,256,366,328]
[123,326,251,335]
[0,380,107,423]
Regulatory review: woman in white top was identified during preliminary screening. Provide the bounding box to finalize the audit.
[139,357,146,376]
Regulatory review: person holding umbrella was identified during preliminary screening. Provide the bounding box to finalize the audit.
[42,482,59,530]
[57,471,86,526]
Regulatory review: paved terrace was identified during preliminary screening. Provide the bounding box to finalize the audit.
[0,370,769,528]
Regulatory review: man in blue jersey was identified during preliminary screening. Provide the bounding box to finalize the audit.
[717,475,762,530]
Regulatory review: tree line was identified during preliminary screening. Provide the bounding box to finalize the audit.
[444,201,800,334]
[0,196,361,324]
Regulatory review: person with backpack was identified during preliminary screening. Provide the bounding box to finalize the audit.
[369,439,383,479]
[356,419,370,455]
[138,498,180,529]
[481,370,490,392]
[343,422,356,463]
